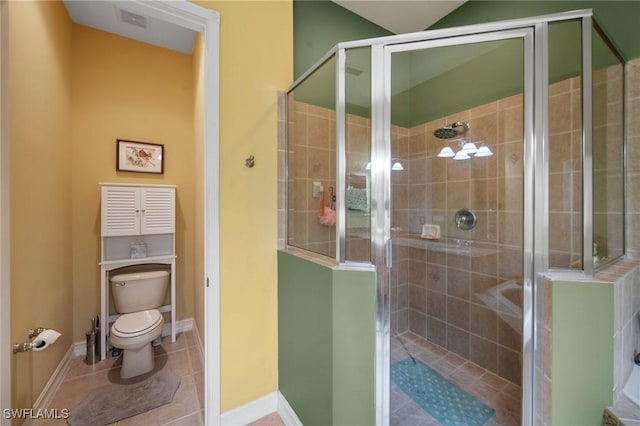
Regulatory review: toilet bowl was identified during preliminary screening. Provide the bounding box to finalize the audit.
[109,268,169,379]
[110,310,164,379]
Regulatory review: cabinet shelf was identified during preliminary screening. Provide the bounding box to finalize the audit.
[99,183,176,361]
[100,255,177,270]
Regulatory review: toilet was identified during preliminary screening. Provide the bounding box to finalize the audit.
[109,268,169,379]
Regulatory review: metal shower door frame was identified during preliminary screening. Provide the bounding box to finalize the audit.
[371,27,536,426]
[286,9,599,425]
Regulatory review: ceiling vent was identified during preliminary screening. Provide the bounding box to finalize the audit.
[120,9,147,29]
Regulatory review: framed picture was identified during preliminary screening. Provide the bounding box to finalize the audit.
[116,139,164,174]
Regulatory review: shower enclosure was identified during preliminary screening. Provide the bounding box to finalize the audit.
[285,9,625,425]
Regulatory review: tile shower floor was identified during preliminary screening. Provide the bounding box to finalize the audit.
[38,330,204,425]
[391,332,521,426]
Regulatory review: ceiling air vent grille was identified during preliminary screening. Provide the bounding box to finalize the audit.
[120,9,147,29]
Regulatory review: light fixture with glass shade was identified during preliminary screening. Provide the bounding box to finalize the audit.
[365,159,404,170]
[391,161,404,171]
[460,141,478,154]
[474,146,493,157]
[436,146,455,158]
[453,150,471,160]
[437,138,492,160]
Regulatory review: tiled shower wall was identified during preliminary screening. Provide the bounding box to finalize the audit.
[391,93,526,385]
[548,76,583,268]
[282,57,640,387]
[389,67,624,385]
[627,58,640,259]
[546,66,624,269]
[287,95,376,259]
[287,97,337,257]
[593,63,625,263]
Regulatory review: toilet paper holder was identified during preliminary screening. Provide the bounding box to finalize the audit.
[13,342,35,353]
[29,327,47,339]
[13,327,59,354]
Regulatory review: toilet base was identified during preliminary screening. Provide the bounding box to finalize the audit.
[120,343,154,379]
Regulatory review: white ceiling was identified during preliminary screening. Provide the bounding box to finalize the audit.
[332,0,466,34]
[62,1,197,54]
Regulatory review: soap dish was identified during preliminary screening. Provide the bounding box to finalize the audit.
[420,224,440,240]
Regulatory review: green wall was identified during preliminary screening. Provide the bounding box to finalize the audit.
[430,1,640,61]
[293,0,640,72]
[278,251,377,426]
[293,0,635,127]
[332,269,377,426]
[391,38,525,128]
[278,252,333,425]
[293,0,391,79]
[551,280,614,425]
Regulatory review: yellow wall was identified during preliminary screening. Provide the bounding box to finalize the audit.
[10,3,198,408]
[9,0,292,413]
[70,25,197,341]
[193,33,205,342]
[9,0,73,409]
[194,0,293,411]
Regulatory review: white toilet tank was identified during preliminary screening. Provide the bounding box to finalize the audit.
[110,269,169,314]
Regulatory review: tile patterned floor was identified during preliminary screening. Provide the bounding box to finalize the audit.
[391,332,521,426]
[35,328,519,426]
[37,330,204,426]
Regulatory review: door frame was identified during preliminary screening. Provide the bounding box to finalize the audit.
[0,1,221,424]
[0,0,10,421]
[372,27,535,426]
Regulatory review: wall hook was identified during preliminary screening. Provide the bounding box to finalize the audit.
[245,155,255,168]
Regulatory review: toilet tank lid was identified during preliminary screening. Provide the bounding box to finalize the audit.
[110,270,169,282]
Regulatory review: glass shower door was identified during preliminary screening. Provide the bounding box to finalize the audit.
[382,29,533,426]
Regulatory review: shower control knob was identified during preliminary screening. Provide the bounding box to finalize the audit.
[454,208,477,230]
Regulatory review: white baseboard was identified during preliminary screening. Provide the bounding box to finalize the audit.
[221,392,278,426]
[73,317,195,357]
[220,391,302,426]
[171,317,194,335]
[276,392,303,426]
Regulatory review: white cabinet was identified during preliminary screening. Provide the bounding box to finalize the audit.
[102,185,175,236]
[99,183,177,360]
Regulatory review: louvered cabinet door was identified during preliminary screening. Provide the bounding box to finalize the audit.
[140,187,175,235]
[101,186,140,236]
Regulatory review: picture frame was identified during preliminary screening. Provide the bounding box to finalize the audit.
[116,139,164,174]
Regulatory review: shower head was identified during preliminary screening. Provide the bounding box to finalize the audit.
[433,122,469,139]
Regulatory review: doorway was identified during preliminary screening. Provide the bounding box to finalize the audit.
[382,28,533,426]
[0,2,220,425]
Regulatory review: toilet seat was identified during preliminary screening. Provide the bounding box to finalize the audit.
[112,309,162,338]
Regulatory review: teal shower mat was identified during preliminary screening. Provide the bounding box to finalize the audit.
[391,357,495,426]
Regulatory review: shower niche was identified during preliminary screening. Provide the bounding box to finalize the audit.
[284,9,626,426]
